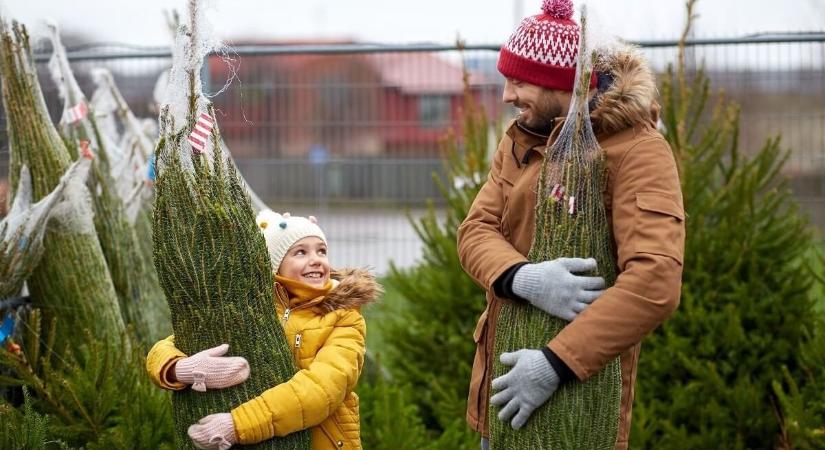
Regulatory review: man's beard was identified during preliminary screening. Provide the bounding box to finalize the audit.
[516,92,561,135]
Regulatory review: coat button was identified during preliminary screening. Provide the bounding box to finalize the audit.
[336,440,344,447]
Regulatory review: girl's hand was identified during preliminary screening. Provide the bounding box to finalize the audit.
[174,344,250,392]
[188,413,236,450]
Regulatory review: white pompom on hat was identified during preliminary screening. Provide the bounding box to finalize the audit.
[255,209,327,271]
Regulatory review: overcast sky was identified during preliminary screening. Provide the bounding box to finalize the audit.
[4,0,824,47]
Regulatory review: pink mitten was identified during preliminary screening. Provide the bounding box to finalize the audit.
[174,344,249,392]
[188,413,236,450]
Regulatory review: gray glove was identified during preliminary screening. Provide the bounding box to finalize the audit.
[512,258,605,321]
[490,349,559,430]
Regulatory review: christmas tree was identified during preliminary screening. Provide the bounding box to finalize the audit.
[377,59,493,448]
[630,1,823,448]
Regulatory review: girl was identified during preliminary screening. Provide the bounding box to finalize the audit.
[147,210,379,449]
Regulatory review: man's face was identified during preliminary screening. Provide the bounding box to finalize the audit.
[502,78,571,134]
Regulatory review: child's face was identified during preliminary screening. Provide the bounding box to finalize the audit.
[278,236,330,288]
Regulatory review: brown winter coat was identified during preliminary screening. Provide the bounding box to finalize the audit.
[458,47,685,449]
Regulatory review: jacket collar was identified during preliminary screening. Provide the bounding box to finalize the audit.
[274,268,381,314]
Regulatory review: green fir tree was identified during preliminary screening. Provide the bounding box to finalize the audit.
[630,1,823,448]
[378,61,495,448]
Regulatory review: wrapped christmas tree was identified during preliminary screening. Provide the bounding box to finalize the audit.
[89,67,155,220]
[1,158,90,300]
[490,8,622,449]
[0,20,124,342]
[152,2,309,448]
[46,23,169,344]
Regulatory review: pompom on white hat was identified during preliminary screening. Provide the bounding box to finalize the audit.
[256,209,327,271]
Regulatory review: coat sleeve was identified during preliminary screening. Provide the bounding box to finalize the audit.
[145,335,188,390]
[548,136,685,380]
[231,310,366,444]
[457,140,530,291]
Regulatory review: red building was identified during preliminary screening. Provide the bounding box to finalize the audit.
[208,41,501,158]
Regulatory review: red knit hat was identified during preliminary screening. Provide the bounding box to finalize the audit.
[498,0,597,91]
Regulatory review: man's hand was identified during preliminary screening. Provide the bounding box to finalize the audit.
[188,413,236,450]
[174,344,250,392]
[512,258,605,321]
[490,349,560,430]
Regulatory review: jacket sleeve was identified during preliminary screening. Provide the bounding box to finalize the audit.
[548,136,685,380]
[457,141,530,291]
[231,310,366,444]
[145,335,188,390]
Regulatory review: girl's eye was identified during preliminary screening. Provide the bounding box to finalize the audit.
[318,249,327,256]
[294,250,305,256]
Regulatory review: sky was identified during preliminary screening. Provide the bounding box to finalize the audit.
[3,0,824,48]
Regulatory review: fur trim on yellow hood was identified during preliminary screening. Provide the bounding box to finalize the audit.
[275,268,381,314]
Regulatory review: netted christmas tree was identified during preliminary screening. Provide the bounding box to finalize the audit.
[0,19,124,342]
[377,56,493,449]
[152,1,309,448]
[1,159,89,299]
[46,23,169,345]
[629,1,824,448]
[489,7,621,449]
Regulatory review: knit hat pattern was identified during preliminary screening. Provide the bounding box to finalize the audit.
[497,0,596,91]
[256,209,327,271]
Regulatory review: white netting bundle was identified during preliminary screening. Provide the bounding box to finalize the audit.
[0,157,91,298]
[90,68,155,222]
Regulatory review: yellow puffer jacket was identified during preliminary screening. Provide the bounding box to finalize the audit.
[146,269,380,450]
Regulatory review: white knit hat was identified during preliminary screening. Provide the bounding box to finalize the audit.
[256,210,327,271]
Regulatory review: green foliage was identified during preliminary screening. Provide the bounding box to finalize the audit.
[357,363,480,450]
[630,1,823,448]
[0,387,73,450]
[379,67,491,445]
[772,270,825,449]
[0,310,174,449]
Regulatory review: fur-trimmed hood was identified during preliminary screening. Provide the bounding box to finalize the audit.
[590,44,659,134]
[275,268,382,314]
[321,268,382,313]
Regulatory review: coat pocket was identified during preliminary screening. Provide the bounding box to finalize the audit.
[633,192,685,264]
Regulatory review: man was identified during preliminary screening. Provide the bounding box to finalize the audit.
[457,0,685,448]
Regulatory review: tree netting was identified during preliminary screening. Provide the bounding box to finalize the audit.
[89,67,155,222]
[89,68,166,339]
[152,2,309,448]
[489,8,622,449]
[1,159,90,299]
[46,23,169,345]
[0,20,124,343]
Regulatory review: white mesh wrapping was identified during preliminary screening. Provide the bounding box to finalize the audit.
[90,68,122,152]
[1,158,93,296]
[48,158,96,235]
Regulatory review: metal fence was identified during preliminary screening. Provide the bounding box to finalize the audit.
[1,34,824,273]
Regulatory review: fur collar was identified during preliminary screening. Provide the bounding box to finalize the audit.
[590,44,659,134]
[275,268,381,314]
